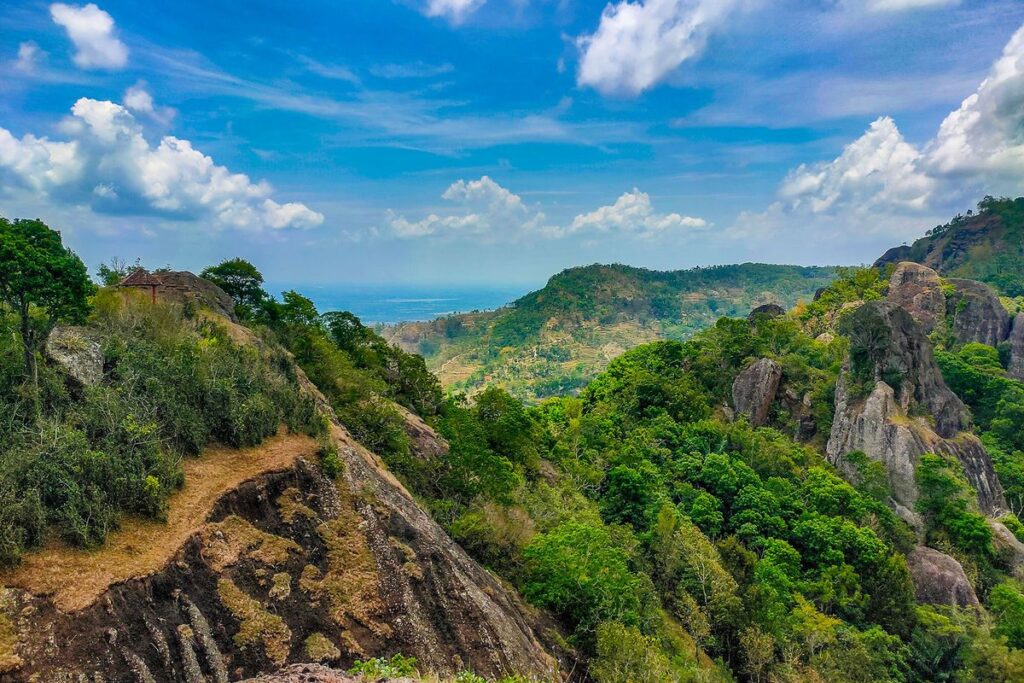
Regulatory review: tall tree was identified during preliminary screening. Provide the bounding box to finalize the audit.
[0,218,93,408]
[200,258,269,319]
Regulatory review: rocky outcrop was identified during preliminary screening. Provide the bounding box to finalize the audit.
[945,278,1011,348]
[747,303,785,321]
[1008,314,1024,381]
[2,319,571,681]
[840,301,969,438]
[990,520,1024,571]
[907,546,980,608]
[828,301,1006,515]
[43,326,103,386]
[732,358,782,427]
[120,269,238,322]
[886,262,945,333]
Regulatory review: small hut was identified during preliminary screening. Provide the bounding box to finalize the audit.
[118,268,162,304]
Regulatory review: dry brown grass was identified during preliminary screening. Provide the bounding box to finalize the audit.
[0,590,21,674]
[198,515,302,573]
[0,431,318,612]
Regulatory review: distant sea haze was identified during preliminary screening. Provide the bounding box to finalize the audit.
[268,283,530,325]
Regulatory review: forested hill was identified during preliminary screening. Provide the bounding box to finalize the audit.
[875,196,1024,296]
[384,262,836,401]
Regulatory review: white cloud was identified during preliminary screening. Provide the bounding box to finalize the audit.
[779,116,934,214]
[733,23,1024,249]
[14,42,44,73]
[123,82,176,125]
[388,177,705,241]
[567,189,707,238]
[425,0,486,23]
[389,176,546,239]
[925,24,1024,188]
[861,0,959,11]
[576,0,743,96]
[0,98,322,232]
[50,3,128,70]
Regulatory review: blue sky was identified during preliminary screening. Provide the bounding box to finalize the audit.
[2,0,1024,287]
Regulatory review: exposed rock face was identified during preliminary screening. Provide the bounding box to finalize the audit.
[732,358,782,427]
[840,301,969,438]
[907,546,979,608]
[874,245,913,269]
[990,520,1024,570]
[120,269,238,322]
[945,278,1011,348]
[828,301,1006,515]
[1008,314,1024,381]
[2,359,569,681]
[827,380,923,511]
[43,326,103,386]
[886,262,945,333]
[747,303,785,321]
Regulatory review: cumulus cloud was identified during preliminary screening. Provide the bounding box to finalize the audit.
[567,189,707,238]
[0,98,323,232]
[389,176,546,239]
[388,177,704,241]
[425,0,485,23]
[123,83,176,125]
[738,23,1024,246]
[779,117,934,214]
[576,0,743,96]
[50,3,128,69]
[925,24,1024,187]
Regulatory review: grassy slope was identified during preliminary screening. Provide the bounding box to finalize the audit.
[384,262,837,401]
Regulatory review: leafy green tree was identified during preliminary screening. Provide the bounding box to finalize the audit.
[200,258,270,320]
[990,581,1024,649]
[523,520,647,636]
[0,217,92,407]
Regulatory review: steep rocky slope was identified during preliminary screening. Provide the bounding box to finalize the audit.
[0,285,570,682]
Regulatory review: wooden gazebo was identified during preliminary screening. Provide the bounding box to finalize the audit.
[118,268,162,304]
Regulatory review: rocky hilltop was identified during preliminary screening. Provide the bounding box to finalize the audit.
[0,278,570,682]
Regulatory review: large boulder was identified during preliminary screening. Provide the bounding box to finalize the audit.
[990,520,1024,571]
[945,278,1011,348]
[748,303,785,322]
[1008,314,1024,381]
[907,546,980,608]
[840,301,969,438]
[44,326,103,387]
[732,358,782,427]
[120,269,238,322]
[886,262,945,333]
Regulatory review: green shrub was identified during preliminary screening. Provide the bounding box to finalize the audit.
[348,653,418,677]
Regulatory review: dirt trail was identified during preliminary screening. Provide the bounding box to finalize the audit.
[0,431,317,613]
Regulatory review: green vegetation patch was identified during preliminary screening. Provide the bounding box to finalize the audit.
[217,577,292,666]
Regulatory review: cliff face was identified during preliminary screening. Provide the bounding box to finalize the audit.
[827,301,1006,517]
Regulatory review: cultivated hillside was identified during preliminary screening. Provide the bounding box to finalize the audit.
[385,263,836,401]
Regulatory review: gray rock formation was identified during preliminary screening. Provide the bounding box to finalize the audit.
[748,303,785,321]
[828,301,1006,515]
[907,546,980,608]
[886,262,945,333]
[840,301,969,438]
[120,269,238,322]
[1008,314,1024,381]
[732,358,782,427]
[945,278,1011,348]
[990,520,1024,571]
[44,326,103,386]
